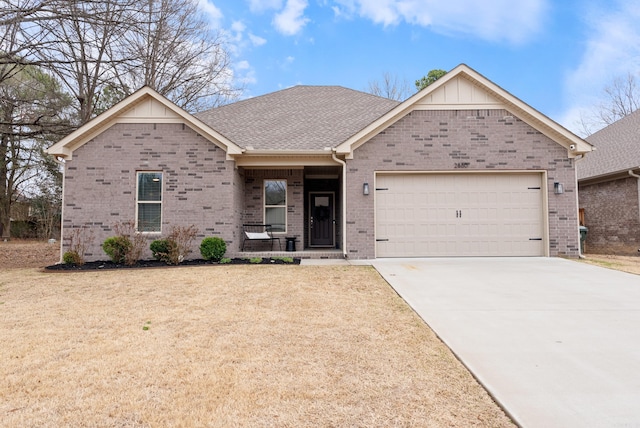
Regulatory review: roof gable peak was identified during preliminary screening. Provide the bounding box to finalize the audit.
[47,86,242,160]
[335,64,592,157]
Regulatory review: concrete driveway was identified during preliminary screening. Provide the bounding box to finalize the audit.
[371,257,640,428]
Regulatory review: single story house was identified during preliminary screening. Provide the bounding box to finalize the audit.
[47,64,592,261]
[578,109,640,255]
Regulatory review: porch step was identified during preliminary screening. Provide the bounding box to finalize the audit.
[234,249,345,260]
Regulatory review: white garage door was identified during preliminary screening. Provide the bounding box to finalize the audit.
[375,173,545,257]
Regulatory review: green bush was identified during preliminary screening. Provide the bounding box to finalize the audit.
[62,250,83,265]
[102,236,131,264]
[219,257,232,264]
[249,257,263,264]
[199,237,227,262]
[150,239,171,260]
[150,238,177,264]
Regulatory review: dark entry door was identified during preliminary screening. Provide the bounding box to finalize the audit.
[309,193,334,247]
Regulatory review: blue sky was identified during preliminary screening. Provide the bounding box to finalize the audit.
[201,0,640,134]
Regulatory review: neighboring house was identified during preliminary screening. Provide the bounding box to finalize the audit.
[577,110,640,255]
[0,196,34,238]
[47,64,592,261]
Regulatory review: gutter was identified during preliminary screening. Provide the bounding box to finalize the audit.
[331,151,348,259]
[243,149,333,156]
[52,156,66,264]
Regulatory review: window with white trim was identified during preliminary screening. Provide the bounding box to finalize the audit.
[136,172,162,232]
[264,179,286,233]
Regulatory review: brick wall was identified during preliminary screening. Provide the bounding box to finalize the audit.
[579,177,640,255]
[241,169,304,251]
[62,123,237,261]
[345,109,580,259]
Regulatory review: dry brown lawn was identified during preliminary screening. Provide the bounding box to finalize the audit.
[0,239,60,269]
[580,254,640,275]
[0,243,515,427]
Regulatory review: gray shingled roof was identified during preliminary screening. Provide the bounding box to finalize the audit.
[195,86,400,151]
[579,109,640,180]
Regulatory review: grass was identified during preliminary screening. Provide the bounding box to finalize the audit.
[579,254,640,275]
[0,265,514,427]
[587,259,619,269]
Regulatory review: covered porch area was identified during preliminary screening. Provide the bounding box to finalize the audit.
[237,164,345,258]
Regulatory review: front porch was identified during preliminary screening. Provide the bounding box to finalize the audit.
[239,166,343,256]
[236,249,344,260]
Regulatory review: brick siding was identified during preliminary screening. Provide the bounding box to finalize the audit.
[62,123,237,261]
[579,177,640,255]
[345,109,580,259]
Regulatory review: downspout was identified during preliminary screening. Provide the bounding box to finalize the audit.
[629,168,640,225]
[53,156,66,264]
[331,151,348,259]
[574,154,588,258]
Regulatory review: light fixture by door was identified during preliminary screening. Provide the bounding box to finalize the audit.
[363,183,370,195]
[554,182,564,194]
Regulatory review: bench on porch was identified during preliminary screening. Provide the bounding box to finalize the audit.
[241,224,282,251]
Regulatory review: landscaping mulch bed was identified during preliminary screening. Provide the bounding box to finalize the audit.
[44,257,301,271]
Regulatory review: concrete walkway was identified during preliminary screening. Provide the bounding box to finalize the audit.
[371,257,640,428]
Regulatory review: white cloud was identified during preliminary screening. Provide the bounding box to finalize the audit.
[231,21,246,33]
[560,1,640,132]
[331,0,547,44]
[248,0,283,13]
[235,61,258,85]
[236,60,251,70]
[273,0,310,35]
[248,33,268,46]
[197,0,224,24]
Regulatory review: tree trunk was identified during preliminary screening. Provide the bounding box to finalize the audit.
[0,115,11,241]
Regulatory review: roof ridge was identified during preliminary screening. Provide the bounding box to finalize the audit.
[197,85,400,116]
[587,107,640,140]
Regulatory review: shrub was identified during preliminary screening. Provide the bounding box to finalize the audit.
[200,237,227,262]
[219,257,232,264]
[150,239,171,260]
[152,225,199,265]
[63,250,83,265]
[102,236,131,264]
[249,257,263,264]
[112,221,147,266]
[64,226,94,265]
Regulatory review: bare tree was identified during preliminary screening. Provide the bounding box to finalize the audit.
[1,1,103,82]
[366,72,413,101]
[34,0,139,124]
[0,62,73,239]
[577,72,640,136]
[114,0,240,111]
[30,147,62,239]
[3,0,241,122]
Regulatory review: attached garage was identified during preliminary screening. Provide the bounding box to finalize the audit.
[375,172,547,257]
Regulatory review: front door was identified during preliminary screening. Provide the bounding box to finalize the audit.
[309,192,335,247]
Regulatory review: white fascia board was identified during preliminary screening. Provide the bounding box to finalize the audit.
[234,152,337,167]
